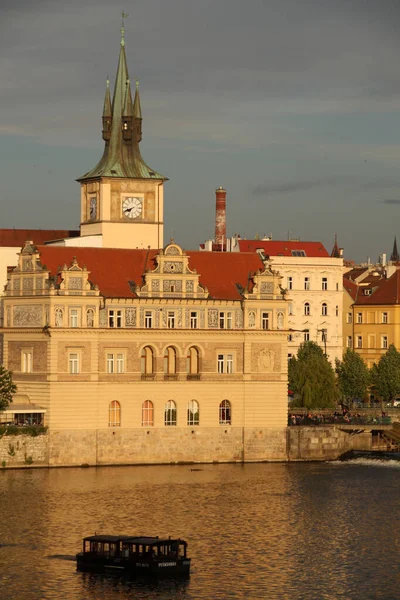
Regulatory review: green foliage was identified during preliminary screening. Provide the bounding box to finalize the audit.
[24,453,33,465]
[7,443,15,457]
[0,364,17,412]
[371,345,400,403]
[0,425,47,437]
[1,461,6,469]
[335,349,370,402]
[289,341,337,409]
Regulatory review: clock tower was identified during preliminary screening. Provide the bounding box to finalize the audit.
[77,24,167,249]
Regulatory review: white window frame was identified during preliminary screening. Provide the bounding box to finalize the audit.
[347,336,352,348]
[356,336,363,349]
[145,310,153,328]
[382,312,388,324]
[217,353,234,374]
[70,308,79,328]
[304,303,310,316]
[287,276,293,290]
[304,277,310,291]
[261,312,270,330]
[21,349,33,373]
[304,331,310,342]
[347,312,352,324]
[357,313,363,324]
[109,309,123,328]
[69,352,80,374]
[381,336,388,349]
[322,277,328,291]
[106,352,125,374]
[219,311,233,329]
[167,311,175,329]
[322,303,328,316]
[190,311,198,329]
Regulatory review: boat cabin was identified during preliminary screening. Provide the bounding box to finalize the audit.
[81,535,188,561]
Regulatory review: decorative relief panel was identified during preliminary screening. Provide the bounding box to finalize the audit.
[186,280,194,292]
[235,310,243,328]
[161,309,167,327]
[55,307,64,327]
[163,280,182,292]
[164,262,183,274]
[23,278,33,291]
[13,279,20,291]
[151,280,160,292]
[260,282,274,294]
[177,309,182,327]
[99,308,108,327]
[165,246,180,255]
[36,278,43,290]
[69,277,83,290]
[258,348,276,372]
[208,309,218,328]
[139,308,145,327]
[248,311,256,328]
[6,307,11,327]
[185,309,190,328]
[125,307,136,327]
[200,310,205,329]
[86,307,95,328]
[13,305,42,327]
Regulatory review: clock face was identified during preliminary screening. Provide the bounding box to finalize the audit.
[89,197,97,220]
[122,197,142,219]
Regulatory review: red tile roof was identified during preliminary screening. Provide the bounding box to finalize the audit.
[237,239,329,257]
[354,270,400,305]
[35,246,265,300]
[343,277,359,301]
[0,229,79,247]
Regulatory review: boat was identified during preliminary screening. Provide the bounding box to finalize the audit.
[76,534,191,578]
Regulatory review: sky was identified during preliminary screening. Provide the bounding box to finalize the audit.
[2,0,400,262]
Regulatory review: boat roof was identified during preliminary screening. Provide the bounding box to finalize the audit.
[84,534,186,545]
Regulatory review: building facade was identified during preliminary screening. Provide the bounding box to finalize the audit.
[1,241,290,465]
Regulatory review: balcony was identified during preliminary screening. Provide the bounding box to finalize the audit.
[187,374,201,381]
[141,374,155,381]
[164,374,178,381]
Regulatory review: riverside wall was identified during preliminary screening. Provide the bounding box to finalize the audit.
[0,426,372,469]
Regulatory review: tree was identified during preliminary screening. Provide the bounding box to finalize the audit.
[289,341,337,409]
[335,349,370,403]
[0,364,17,412]
[370,344,400,405]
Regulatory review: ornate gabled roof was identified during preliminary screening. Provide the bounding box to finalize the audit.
[331,234,341,258]
[78,28,166,182]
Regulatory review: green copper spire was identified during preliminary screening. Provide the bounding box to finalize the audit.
[78,26,166,181]
[103,78,112,117]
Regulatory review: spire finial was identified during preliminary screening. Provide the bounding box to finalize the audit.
[121,11,129,46]
[136,77,139,90]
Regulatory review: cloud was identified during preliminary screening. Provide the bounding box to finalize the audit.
[381,199,400,205]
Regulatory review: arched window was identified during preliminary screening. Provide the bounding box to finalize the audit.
[219,400,231,425]
[109,400,121,427]
[142,400,154,426]
[164,346,177,378]
[187,400,199,426]
[304,302,310,316]
[186,346,200,378]
[141,346,155,378]
[164,400,177,426]
[322,303,328,316]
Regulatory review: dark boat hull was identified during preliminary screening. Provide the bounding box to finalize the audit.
[76,553,191,578]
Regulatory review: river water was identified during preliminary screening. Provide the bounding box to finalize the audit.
[1,456,399,600]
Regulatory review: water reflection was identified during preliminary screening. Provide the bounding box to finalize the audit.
[1,462,400,599]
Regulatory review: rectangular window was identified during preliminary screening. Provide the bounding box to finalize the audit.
[288,303,293,315]
[382,312,388,324]
[347,336,352,348]
[219,312,232,329]
[356,336,362,349]
[287,276,293,290]
[167,311,175,329]
[357,313,363,324]
[304,331,310,342]
[107,353,125,374]
[347,312,352,324]
[145,311,153,328]
[69,353,79,374]
[322,277,328,290]
[288,334,293,342]
[70,309,78,328]
[261,312,270,330]
[336,305,339,317]
[382,336,388,349]
[304,277,310,290]
[109,309,122,328]
[217,353,234,374]
[190,311,198,329]
[21,350,32,373]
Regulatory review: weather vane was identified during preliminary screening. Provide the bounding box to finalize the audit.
[120,11,129,46]
[122,11,129,26]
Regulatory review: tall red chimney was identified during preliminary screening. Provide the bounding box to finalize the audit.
[215,186,227,250]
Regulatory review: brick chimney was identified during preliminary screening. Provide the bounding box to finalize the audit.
[215,186,227,249]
